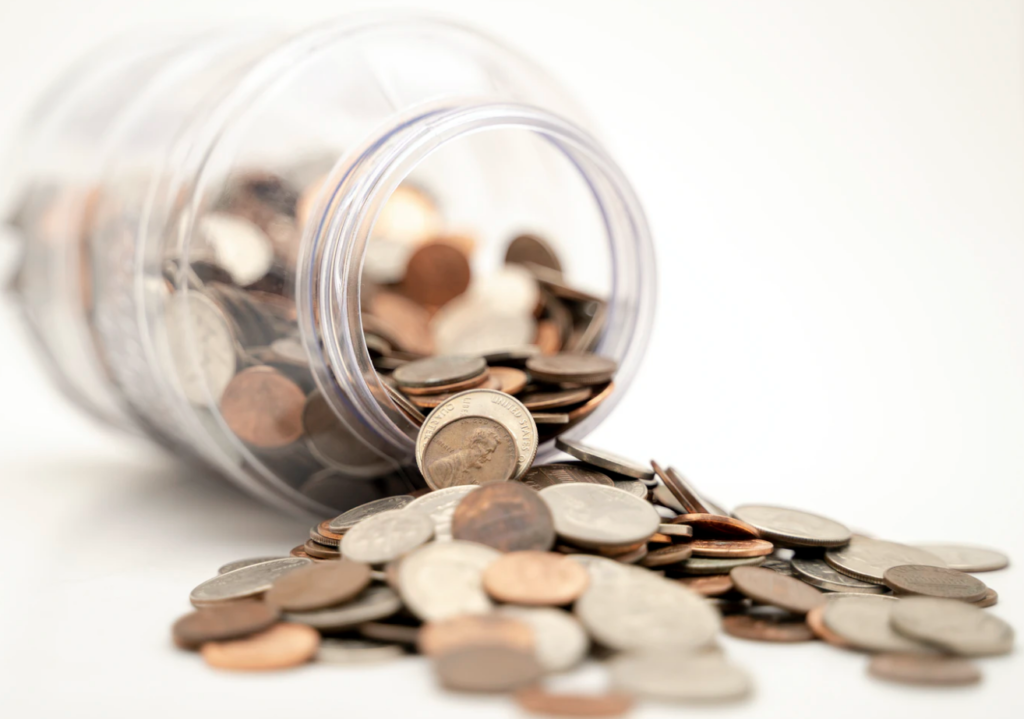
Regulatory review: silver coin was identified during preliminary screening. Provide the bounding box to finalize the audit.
[822,595,934,654]
[891,597,1015,656]
[317,638,405,665]
[217,557,286,575]
[610,650,752,702]
[284,585,402,630]
[731,504,851,548]
[531,413,570,425]
[328,495,415,533]
[567,554,649,586]
[416,389,538,481]
[392,355,487,388]
[433,304,536,356]
[340,509,434,565]
[404,485,479,541]
[674,556,766,576]
[363,235,414,284]
[164,292,237,406]
[614,479,649,499]
[913,544,1010,573]
[269,337,308,364]
[653,483,685,513]
[189,557,311,606]
[519,463,614,490]
[554,438,654,479]
[496,606,589,673]
[575,572,720,651]
[397,540,500,621]
[825,536,946,584]
[655,505,679,520]
[383,382,426,424]
[200,212,274,286]
[791,557,886,593]
[540,483,660,549]
[759,557,795,577]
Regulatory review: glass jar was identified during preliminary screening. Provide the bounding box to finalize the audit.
[4,16,656,517]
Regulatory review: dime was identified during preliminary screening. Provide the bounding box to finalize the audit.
[731,504,851,548]
[217,557,285,574]
[402,242,471,307]
[219,367,305,448]
[422,416,517,489]
[283,585,402,630]
[488,366,528,395]
[890,597,1014,656]
[190,557,312,606]
[790,556,886,594]
[540,483,660,549]
[398,540,500,621]
[496,606,589,673]
[527,353,617,386]
[609,650,752,702]
[483,551,590,605]
[554,438,653,479]
[690,539,773,558]
[317,638,405,665]
[730,566,825,614]
[505,233,563,273]
[673,556,766,575]
[670,513,760,539]
[450,482,556,552]
[678,575,734,597]
[434,645,542,693]
[201,623,319,671]
[340,509,434,565]
[515,687,632,718]
[882,565,988,602]
[393,355,487,389]
[823,595,934,654]
[912,543,1009,573]
[868,653,981,686]
[404,485,479,541]
[172,601,280,649]
[328,495,415,533]
[825,536,946,584]
[520,387,593,410]
[165,293,237,406]
[639,544,694,568]
[264,559,372,612]
[613,479,648,499]
[722,614,815,643]
[418,614,535,657]
[519,462,614,491]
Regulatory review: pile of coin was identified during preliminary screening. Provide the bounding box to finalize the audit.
[173,389,1014,714]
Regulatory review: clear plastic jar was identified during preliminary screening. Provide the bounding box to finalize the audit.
[4,16,656,517]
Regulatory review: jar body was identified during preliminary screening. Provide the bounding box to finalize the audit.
[5,16,656,517]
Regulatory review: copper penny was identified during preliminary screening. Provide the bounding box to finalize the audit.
[690,539,775,558]
[806,604,852,648]
[422,416,518,490]
[418,614,535,657]
[520,387,594,410]
[564,382,615,423]
[451,481,556,552]
[515,687,633,718]
[489,366,528,395]
[310,520,344,547]
[868,653,982,686]
[730,566,825,614]
[651,460,709,514]
[518,463,613,491]
[526,353,617,386]
[639,543,694,568]
[505,233,563,273]
[366,291,434,355]
[648,533,674,545]
[399,371,490,396]
[434,645,543,693]
[402,242,471,307]
[671,513,760,539]
[172,601,280,649]
[219,366,305,447]
[201,623,320,671]
[882,565,988,602]
[290,545,311,559]
[264,559,372,611]
[678,575,735,597]
[723,614,815,643]
[302,540,340,560]
[483,551,590,605]
[408,374,501,409]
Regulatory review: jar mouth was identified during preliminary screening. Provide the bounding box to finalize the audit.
[297,101,656,461]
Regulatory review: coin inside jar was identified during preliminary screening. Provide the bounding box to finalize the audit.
[527,353,617,386]
[219,366,306,448]
[393,355,487,389]
[422,416,518,490]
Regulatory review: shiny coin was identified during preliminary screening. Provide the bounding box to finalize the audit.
[554,438,653,479]
[283,585,402,630]
[731,504,851,548]
[674,556,765,575]
[730,566,825,614]
[515,687,632,718]
[434,645,542,693]
[823,595,934,654]
[671,513,760,539]
[613,479,648,499]
[451,482,556,552]
[690,539,773,558]
[567,554,647,586]
[497,606,589,673]
[868,652,982,686]
[217,557,285,574]
[519,462,614,491]
[317,638,405,665]
[488,366,528,395]
[790,556,886,593]
[220,367,305,448]
[483,551,590,605]
[891,596,1014,656]
[404,485,479,541]
[340,509,434,565]
[520,387,593,410]
[609,650,752,702]
[172,600,280,649]
[201,622,319,671]
[418,614,535,657]
[722,614,815,643]
[678,575,734,597]
[393,355,487,389]
[825,536,946,584]
[328,495,414,533]
[540,483,660,549]
[422,415,517,489]
[398,540,500,621]
[527,353,617,386]
[264,559,371,612]
[883,565,988,602]
[164,293,237,406]
[912,543,1009,572]
[190,557,312,606]
[639,543,694,568]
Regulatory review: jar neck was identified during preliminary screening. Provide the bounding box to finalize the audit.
[297,101,656,459]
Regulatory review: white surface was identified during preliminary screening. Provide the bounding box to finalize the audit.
[1,1,1023,717]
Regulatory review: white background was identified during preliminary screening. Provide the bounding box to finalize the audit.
[1,1,1022,717]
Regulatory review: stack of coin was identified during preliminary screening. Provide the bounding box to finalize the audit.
[174,392,1014,712]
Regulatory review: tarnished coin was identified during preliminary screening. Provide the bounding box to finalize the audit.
[825,536,946,584]
[317,638,405,665]
[671,513,760,539]
[220,367,305,448]
[497,606,589,673]
[422,416,517,489]
[217,557,285,574]
[868,653,982,686]
[283,585,402,630]
[823,595,934,654]
[891,597,1014,656]
[450,482,556,552]
[731,504,851,548]
[540,483,660,549]
[398,540,500,621]
[613,479,648,499]
[165,293,237,406]
[434,645,542,693]
[639,544,694,568]
[264,559,372,612]
[488,366,528,395]
[883,565,988,602]
[554,438,653,479]
[190,557,312,606]
[678,575,734,597]
[519,462,614,491]
[515,687,632,718]
[405,485,479,541]
[505,233,563,272]
[690,539,774,558]
[328,495,415,533]
[402,242,471,307]
[483,551,590,605]
[723,614,816,643]
[790,556,886,594]
[674,556,766,575]
[913,544,1009,573]
[393,355,486,389]
[730,566,825,614]
[340,509,433,565]
[418,614,535,657]
[172,601,280,649]
[609,650,753,702]
[201,623,319,671]
[527,353,617,386]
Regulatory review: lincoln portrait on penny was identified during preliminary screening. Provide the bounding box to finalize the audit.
[431,427,502,488]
